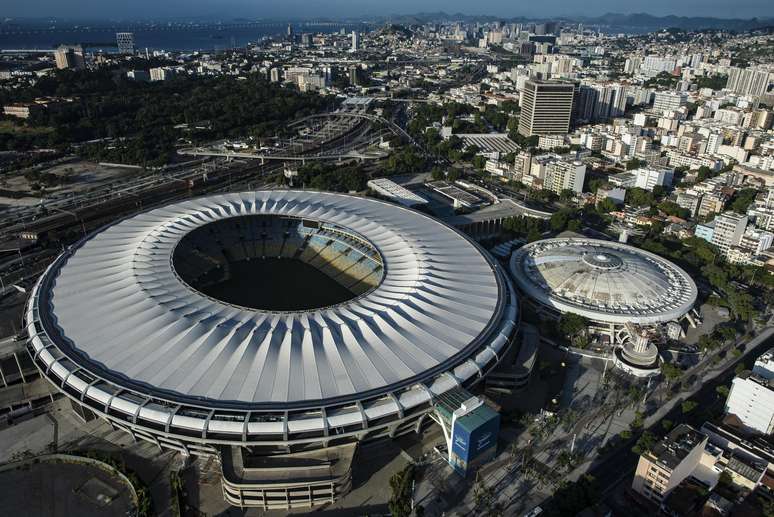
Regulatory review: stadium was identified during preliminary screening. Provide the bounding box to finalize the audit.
[25,190,518,508]
[509,238,699,376]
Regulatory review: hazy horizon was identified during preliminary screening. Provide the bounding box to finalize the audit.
[3,1,774,22]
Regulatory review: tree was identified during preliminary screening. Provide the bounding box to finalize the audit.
[559,189,575,202]
[566,219,582,232]
[388,464,415,517]
[682,400,698,414]
[526,227,542,242]
[730,188,758,213]
[662,362,683,382]
[632,431,656,455]
[597,197,618,213]
[626,158,646,170]
[472,155,487,170]
[625,187,654,207]
[546,475,600,517]
[658,201,690,219]
[716,385,730,399]
[559,312,589,340]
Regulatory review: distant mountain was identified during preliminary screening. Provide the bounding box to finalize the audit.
[379,11,773,32]
[579,12,773,31]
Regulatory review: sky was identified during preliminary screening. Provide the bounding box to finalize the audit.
[4,0,774,21]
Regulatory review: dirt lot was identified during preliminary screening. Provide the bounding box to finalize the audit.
[0,158,145,208]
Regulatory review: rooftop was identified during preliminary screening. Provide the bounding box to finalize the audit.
[510,238,697,324]
[646,424,706,471]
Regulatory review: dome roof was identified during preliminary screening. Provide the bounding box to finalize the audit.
[510,238,697,325]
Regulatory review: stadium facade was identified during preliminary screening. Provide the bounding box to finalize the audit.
[26,190,518,509]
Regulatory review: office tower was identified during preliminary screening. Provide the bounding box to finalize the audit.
[270,67,281,83]
[116,32,135,54]
[351,31,360,52]
[54,45,85,70]
[518,80,575,137]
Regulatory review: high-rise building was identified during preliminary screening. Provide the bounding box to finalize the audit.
[116,32,135,54]
[631,424,708,504]
[348,65,359,86]
[586,84,627,122]
[641,56,677,75]
[54,45,85,70]
[149,67,175,82]
[711,212,748,256]
[351,31,360,52]
[726,66,772,97]
[545,160,586,194]
[518,80,575,137]
[652,91,687,113]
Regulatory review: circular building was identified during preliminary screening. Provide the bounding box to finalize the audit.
[510,238,696,327]
[26,191,517,460]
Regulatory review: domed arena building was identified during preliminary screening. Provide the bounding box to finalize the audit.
[25,190,518,509]
[510,238,699,376]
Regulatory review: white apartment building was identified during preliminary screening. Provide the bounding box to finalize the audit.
[726,66,773,97]
[545,160,586,194]
[725,372,774,435]
[653,91,687,113]
[711,212,748,255]
[634,167,674,191]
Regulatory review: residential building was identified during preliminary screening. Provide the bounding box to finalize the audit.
[538,134,567,150]
[54,45,85,70]
[518,80,575,137]
[632,424,708,504]
[633,167,674,191]
[545,160,586,194]
[3,103,43,119]
[149,67,176,82]
[726,66,772,97]
[653,91,687,113]
[725,371,774,435]
[694,221,715,242]
[697,192,730,218]
[676,192,702,217]
[711,212,748,256]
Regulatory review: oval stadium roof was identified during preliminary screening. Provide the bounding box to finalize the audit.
[510,238,697,325]
[32,191,513,410]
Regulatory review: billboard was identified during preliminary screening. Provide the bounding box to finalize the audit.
[449,407,500,475]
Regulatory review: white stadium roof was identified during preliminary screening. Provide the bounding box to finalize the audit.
[31,191,514,411]
[510,238,697,325]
